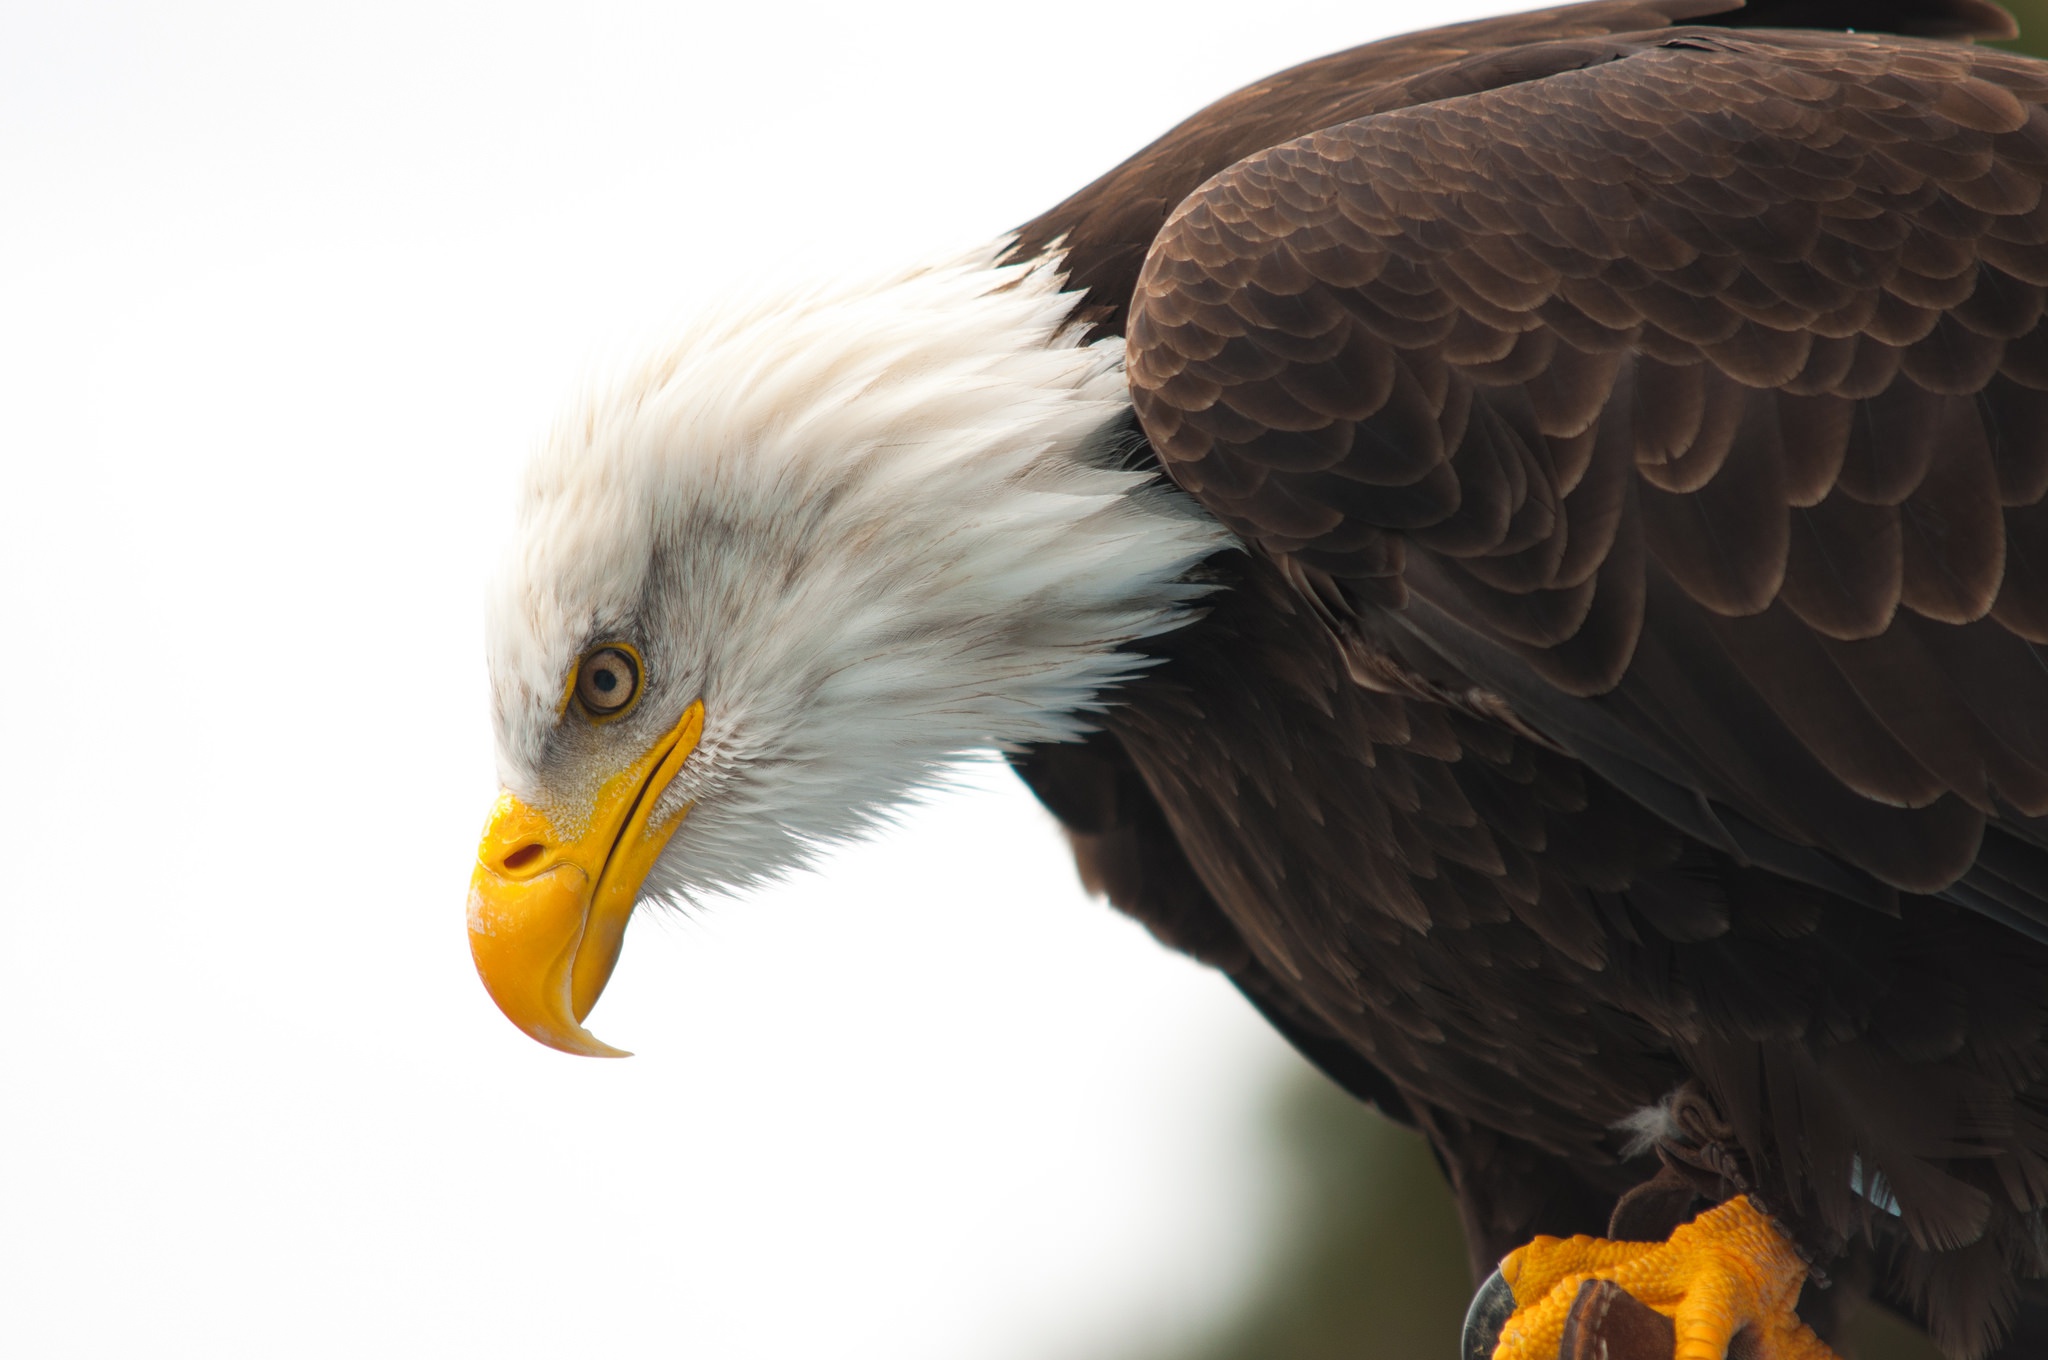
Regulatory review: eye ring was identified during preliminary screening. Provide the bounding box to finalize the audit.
[573,644,643,721]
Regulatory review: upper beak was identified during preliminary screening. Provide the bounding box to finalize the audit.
[466,702,705,1057]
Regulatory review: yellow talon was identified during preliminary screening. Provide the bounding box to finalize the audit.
[1490,1197,1840,1360]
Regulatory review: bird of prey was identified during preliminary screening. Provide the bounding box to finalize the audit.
[465,2,2048,1355]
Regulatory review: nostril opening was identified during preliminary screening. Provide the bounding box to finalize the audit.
[502,843,546,872]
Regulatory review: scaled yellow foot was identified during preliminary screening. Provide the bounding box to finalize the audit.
[1491,1196,1839,1360]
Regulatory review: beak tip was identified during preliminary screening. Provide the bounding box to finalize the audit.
[490,997,634,1058]
[556,1029,634,1060]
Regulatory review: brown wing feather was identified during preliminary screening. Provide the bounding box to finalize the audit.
[1127,29,2048,904]
[1015,0,2019,337]
[1001,9,2048,1352]
[1011,0,2015,343]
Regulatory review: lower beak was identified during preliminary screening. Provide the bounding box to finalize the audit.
[466,702,704,1057]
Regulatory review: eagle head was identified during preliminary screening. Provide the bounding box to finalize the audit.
[466,249,1225,1055]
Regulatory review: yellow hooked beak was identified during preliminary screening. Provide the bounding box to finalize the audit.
[467,702,705,1057]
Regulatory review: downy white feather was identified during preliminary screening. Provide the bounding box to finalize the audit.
[485,245,1230,903]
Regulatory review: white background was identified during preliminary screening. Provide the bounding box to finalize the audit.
[1,3,1527,1356]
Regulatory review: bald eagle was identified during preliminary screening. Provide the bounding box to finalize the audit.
[467,1,2048,1355]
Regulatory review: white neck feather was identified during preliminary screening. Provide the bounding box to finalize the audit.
[488,244,1230,901]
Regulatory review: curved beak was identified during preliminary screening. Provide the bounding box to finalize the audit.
[467,702,704,1057]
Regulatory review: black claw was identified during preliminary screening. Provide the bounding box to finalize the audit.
[1462,1267,1517,1360]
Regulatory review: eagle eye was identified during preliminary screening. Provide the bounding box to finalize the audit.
[574,645,642,719]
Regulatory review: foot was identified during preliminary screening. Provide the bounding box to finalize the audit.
[1483,1196,1839,1360]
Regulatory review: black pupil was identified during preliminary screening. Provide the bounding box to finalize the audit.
[593,669,618,693]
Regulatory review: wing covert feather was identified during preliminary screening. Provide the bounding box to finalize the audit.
[1127,29,2048,903]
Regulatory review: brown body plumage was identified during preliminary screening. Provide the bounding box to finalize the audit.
[1004,2,2048,1353]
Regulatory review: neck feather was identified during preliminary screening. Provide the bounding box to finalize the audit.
[492,244,1231,899]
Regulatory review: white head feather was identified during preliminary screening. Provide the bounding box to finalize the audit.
[485,245,1229,903]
